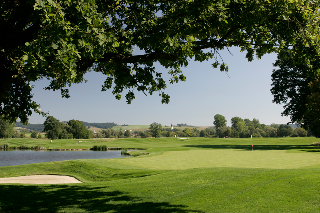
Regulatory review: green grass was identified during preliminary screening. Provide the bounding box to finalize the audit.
[1,137,320,212]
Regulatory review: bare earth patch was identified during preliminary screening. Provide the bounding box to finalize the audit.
[0,175,82,184]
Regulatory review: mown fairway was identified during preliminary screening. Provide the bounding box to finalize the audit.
[0,137,320,212]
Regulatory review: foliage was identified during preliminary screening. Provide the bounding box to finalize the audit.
[0,117,14,138]
[124,130,131,138]
[213,114,227,130]
[81,122,117,129]
[278,124,294,137]
[304,78,320,137]
[231,117,247,138]
[30,131,38,138]
[43,116,62,139]
[217,126,231,138]
[138,131,149,138]
[149,122,162,138]
[43,116,91,139]
[271,48,320,137]
[101,129,126,138]
[92,145,107,151]
[293,127,308,137]
[199,130,208,137]
[12,131,20,138]
[2,1,320,124]
[67,119,91,139]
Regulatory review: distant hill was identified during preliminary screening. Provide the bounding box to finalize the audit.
[112,125,149,131]
[15,122,44,132]
[81,122,117,129]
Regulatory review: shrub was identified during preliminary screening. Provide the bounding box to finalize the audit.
[121,148,129,155]
[91,145,107,151]
[30,131,38,138]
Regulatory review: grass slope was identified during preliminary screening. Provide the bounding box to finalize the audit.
[0,137,320,212]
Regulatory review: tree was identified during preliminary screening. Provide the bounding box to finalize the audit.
[213,114,227,130]
[43,116,61,139]
[217,126,231,138]
[20,132,26,138]
[264,126,278,137]
[231,117,247,138]
[278,125,294,137]
[205,128,216,137]
[200,130,208,137]
[139,131,149,138]
[0,117,14,138]
[30,131,38,138]
[116,130,124,138]
[271,49,320,137]
[149,122,162,138]
[67,119,90,139]
[101,129,111,138]
[270,123,279,129]
[124,130,131,138]
[1,1,320,123]
[304,78,320,137]
[293,127,308,137]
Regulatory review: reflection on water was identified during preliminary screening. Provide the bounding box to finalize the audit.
[0,150,128,167]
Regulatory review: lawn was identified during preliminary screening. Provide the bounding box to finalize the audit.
[0,137,320,212]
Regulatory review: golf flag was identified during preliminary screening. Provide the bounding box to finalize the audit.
[171,123,173,130]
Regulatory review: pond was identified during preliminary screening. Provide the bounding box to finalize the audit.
[0,150,128,167]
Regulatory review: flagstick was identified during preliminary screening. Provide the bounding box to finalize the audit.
[251,135,253,152]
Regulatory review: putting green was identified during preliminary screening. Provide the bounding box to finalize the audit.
[111,149,320,170]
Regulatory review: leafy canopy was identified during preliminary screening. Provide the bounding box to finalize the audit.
[1,0,320,125]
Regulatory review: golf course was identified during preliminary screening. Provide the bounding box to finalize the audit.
[1,137,320,212]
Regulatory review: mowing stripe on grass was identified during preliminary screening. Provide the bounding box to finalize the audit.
[110,149,320,170]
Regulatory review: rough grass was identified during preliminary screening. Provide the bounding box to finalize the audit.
[1,137,320,212]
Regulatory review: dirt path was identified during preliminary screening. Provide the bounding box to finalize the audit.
[0,175,82,184]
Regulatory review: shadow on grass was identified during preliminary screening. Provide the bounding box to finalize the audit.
[184,144,319,151]
[0,184,202,213]
[302,149,320,152]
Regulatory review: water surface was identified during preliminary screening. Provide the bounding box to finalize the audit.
[0,150,127,167]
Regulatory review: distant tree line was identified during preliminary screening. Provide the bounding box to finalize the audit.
[0,114,314,139]
[99,129,131,138]
[15,122,44,132]
[81,122,117,129]
[131,116,313,138]
[15,121,117,132]
[211,114,312,138]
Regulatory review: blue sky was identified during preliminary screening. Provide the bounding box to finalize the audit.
[28,47,291,126]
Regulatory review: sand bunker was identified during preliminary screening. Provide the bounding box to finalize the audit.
[0,175,82,184]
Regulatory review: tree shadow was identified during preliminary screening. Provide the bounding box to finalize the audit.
[184,144,319,151]
[0,184,203,213]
